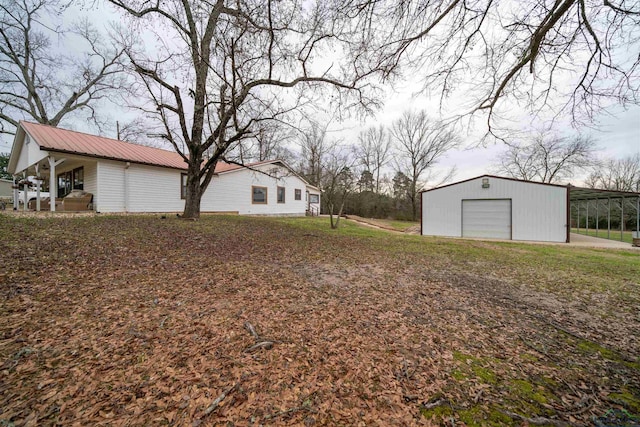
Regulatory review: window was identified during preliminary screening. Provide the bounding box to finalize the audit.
[295,189,301,200]
[57,167,84,198]
[252,186,267,204]
[181,173,188,199]
[277,186,285,203]
[73,168,84,190]
[309,194,319,204]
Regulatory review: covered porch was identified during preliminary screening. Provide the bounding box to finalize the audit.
[10,152,96,213]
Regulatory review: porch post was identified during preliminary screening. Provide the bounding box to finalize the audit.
[22,174,28,211]
[35,178,41,211]
[35,164,41,212]
[48,156,56,212]
[12,175,18,210]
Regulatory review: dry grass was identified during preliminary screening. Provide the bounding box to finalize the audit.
[0,214,639,426]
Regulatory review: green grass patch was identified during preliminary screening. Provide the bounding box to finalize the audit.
[608,389,640,413]
[576,339,640,371]
[370,218,418,231]
[451,351,499,385]
[273,216,640,303]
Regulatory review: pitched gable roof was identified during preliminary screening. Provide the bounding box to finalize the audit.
[13,123,312,185]
[20,121,188,170]
[419,174,569,193]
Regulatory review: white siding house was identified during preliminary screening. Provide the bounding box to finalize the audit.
[421,175,569,243]
[201,163,319,215]
[7,121,320,215]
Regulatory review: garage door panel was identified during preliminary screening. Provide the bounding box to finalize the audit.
[462,199,511,239]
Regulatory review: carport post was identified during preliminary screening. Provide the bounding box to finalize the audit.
[637,197,639,238]
[586,200,589,235]
[621,197,624,241]
[607,198,611,239]
[596,199,599,237]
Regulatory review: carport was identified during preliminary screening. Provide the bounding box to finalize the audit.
[569,186,640,242]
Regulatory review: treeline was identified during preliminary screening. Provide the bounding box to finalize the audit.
[230,110,459,224]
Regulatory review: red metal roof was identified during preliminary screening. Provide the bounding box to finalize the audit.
[19,122,299,177]
[21,121,188,170]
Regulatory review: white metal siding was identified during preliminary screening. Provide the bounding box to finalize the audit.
[201,164,309,215]
[96,160,125,212]
[91,160,311,215]
[126,164,185,212]
[462,199,511,239]
[14,135,48,173]
[422,176,567,242]
[83,162,97,198]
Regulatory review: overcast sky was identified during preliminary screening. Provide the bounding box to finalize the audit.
[2,1,638,186]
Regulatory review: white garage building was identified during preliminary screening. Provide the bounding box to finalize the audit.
[421,175,569,243]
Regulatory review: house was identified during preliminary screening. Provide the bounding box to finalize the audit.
[7,121,321,215]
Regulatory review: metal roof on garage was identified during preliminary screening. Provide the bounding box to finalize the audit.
[569,186,640,201]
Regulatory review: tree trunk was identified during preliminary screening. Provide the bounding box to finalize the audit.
[183,162,203,219]
[329,203,336,229]
[329,202,342,229]
[335,199,346,228]
[411,195,418,222]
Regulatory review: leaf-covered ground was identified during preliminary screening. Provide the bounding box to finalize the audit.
[1,214,639,426]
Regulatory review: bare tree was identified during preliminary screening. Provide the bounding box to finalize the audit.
[251,121,296,163]
[115,117,166,147]
[390,110,459,220]
[585,154,640,192]
[350,0,640,133]
[355,125,391,193]
[321,146,356,229]
[298,121,334,188]
[495,132,597,183]
[0,0,128,136]
[221,120,296,164]
[109,0,380,218]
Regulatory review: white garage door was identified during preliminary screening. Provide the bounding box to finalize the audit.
[462,199,512,239]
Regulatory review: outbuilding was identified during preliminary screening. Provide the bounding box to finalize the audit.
[421,175,569,243]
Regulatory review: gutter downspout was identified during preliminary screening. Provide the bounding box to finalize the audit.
[124,162,130,212]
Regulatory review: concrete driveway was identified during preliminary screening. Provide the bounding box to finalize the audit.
[569,233,638,250]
